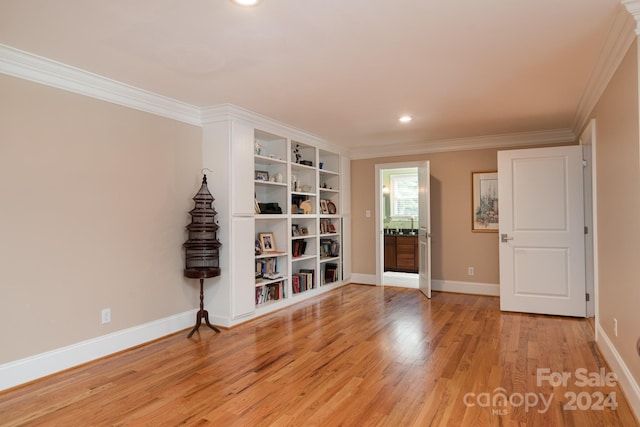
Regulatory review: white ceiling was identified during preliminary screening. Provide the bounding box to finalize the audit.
[0,0,628,155]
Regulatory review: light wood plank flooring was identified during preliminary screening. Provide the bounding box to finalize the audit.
[1,284,638,426]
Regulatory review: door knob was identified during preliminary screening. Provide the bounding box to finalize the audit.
[501,234,514,243]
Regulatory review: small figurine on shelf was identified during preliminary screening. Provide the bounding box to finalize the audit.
[293,144,301,163]
[255,140,263,155]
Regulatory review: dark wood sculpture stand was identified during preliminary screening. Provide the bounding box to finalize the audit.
[185,269,221,338]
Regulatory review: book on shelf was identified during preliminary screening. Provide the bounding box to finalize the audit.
[292,239,307,257]
[323,263,339,284]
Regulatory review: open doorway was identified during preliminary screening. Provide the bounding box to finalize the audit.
[376,164,420,288]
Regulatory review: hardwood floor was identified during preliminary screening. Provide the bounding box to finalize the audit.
[1,284,638,426]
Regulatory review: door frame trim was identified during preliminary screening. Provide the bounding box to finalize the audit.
[580,119,598,320]
[375,161,425,286]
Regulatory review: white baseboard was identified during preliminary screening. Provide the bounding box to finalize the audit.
[350,273,377,285]
[0,309,197,391]
[349,273,499,297]
[595,323,640,421]
[432,280,500,296]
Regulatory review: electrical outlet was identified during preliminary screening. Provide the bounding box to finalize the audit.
[613,318,618,337]
[101,308,111,324]
[467,267,475,276]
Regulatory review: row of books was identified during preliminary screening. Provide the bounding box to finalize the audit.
[292,269,315,294]
[256,282,284,305]
[320,239,340,258]
[292,239,308,257]
[319,219,337,234]
[323,263,339,284]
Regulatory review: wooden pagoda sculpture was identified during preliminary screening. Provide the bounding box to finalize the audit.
[183,174,221,337]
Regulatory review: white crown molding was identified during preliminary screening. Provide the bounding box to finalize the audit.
[622,0,640,34]
[0,44,201,126]
[348,128,575,160]
[201,103,349,156]
[572,4,637,135]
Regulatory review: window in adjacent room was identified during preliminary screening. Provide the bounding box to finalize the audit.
[390,173,418,218]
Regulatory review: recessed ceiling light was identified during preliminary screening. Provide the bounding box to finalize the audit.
[399,115,412,123]
[231,0,261,6]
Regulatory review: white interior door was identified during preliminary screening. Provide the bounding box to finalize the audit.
[418,161,432,298]
[498,146,586,317]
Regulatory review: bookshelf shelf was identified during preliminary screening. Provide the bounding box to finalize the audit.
[255,181,287,187]
[255,277,286,287]
[255,154,287,165]
[255,252,287,259]
[319,233,340,238]
[291,254,316,262]
[292,235,314,240]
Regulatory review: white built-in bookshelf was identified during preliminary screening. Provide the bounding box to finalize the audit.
[253,131,343,308]
[202,106,349,325]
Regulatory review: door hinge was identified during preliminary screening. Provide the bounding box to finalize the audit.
[586,293,590,302]
[584,226,588,234]
[582,159,588,167]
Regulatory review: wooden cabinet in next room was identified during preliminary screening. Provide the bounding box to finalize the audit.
[384,235,396,270]
[384,235,418,273]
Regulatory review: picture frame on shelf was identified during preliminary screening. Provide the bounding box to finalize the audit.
[255,239,262,255]
[255,170,269,181]
[259,232,277,252]
[292,224,300,236]
[472,171,499,232]
[320,199,329,214]
[327,201,337,215]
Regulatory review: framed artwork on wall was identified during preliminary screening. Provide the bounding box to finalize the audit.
[472,171,499,232]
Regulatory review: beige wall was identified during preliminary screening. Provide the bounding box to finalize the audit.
[0,74,203,363]
[351,149,503,285]
[589,39,640,386]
